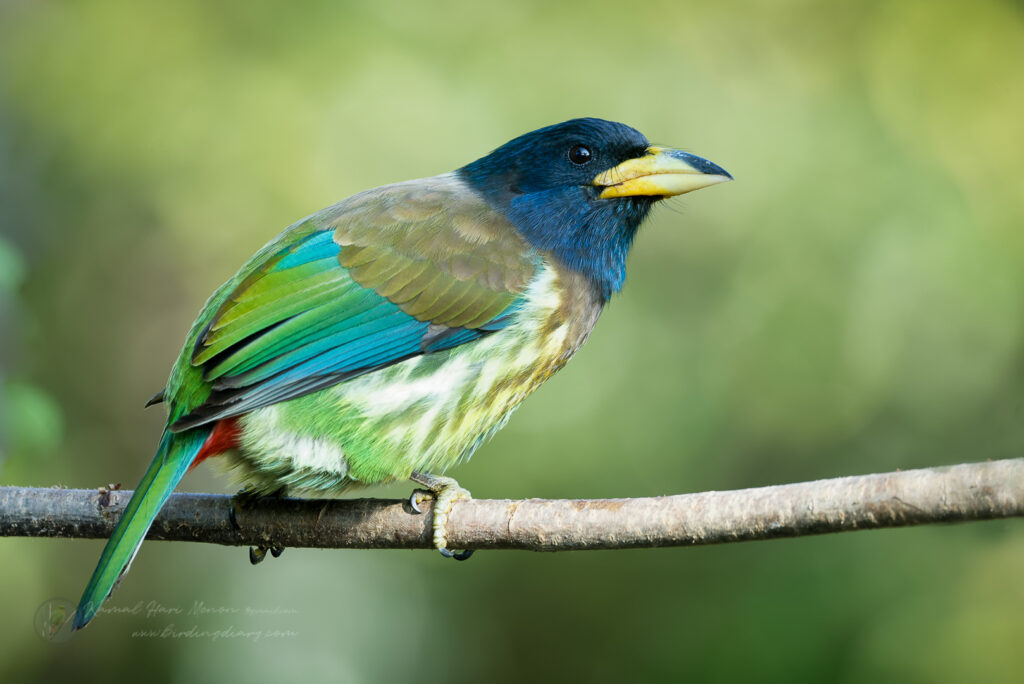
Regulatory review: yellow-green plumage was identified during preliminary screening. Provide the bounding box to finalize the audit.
[231,261,601,493]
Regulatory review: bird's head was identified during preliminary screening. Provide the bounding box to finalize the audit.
[459,118,731,301]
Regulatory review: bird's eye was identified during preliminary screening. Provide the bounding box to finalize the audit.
[567,145,593,165]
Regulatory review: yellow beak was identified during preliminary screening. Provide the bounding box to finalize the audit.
[593,146,732,199]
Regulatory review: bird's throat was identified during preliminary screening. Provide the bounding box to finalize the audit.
[505,188,652,301]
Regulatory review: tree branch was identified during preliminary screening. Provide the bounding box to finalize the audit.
[2,459,1022,551]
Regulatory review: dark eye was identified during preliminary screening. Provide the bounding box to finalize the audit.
[568,144,592,165]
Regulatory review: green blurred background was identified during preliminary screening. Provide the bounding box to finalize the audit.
[2,0,1023,681]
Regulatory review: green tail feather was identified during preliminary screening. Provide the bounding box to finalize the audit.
[73,427,211,630]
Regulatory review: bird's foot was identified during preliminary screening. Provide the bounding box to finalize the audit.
[248,546,285,565]
[229,487,286,565]
[409,472,474,561]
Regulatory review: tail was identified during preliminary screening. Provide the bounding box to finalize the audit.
[73,426,211,630]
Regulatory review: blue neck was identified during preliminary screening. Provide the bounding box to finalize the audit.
[457,170,652,301]
[504,187,650,301]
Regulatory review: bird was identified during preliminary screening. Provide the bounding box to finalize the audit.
[72,117,730,630]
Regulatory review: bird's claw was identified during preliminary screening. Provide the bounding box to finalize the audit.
[248,545,284,564]
[409,472,474,561]
[409,488,432,514]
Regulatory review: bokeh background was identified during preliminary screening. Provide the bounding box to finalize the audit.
[3,1,1024,681]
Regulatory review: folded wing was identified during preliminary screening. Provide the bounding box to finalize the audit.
[170,175,536,431]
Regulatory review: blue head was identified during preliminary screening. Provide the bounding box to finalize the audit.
[459,118,731,301]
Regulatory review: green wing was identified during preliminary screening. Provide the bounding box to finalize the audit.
[169,174,537,430]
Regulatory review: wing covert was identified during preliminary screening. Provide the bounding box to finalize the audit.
[170,175,536,431]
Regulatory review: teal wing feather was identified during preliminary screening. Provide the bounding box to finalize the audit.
[170,175,537,430]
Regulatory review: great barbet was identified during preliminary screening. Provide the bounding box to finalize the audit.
[73,118,731,629]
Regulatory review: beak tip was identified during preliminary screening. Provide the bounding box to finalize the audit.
[660,148,731,180]
[692,157,732,180]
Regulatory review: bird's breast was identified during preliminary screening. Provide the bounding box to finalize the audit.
[330,261,604,447]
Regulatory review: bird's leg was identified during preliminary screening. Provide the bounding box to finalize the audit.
[408,472,474,561]
[229,486,287,565]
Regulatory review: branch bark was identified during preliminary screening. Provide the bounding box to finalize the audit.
[2,459,1022,551]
